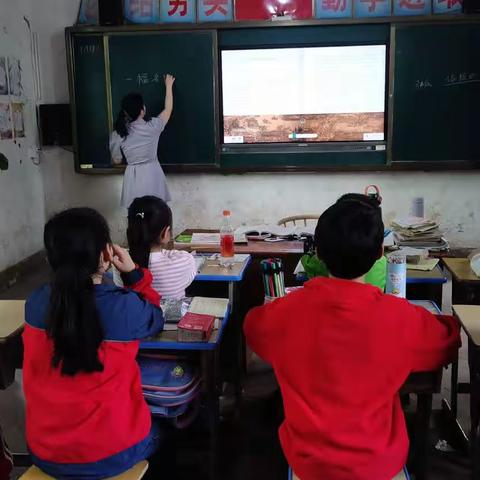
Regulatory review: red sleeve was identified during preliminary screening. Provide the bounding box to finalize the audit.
[404,305,461,372]
[121,268,161,306]
[244,299,285,364]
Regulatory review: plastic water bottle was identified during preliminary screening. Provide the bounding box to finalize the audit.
[220,210,235,266]
[386,252,407,298]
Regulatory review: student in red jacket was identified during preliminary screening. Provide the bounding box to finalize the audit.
[23,208,164,479]
[244,195,460,480]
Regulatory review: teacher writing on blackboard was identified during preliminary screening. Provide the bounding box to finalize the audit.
[110,74,175,208]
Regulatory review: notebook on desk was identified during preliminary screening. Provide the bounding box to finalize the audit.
[190,233,247,245]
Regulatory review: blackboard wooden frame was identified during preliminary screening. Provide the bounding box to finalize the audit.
[66,14,480,173]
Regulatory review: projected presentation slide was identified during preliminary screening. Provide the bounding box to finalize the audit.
[221,45,387,144]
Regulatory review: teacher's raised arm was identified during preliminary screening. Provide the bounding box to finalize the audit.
[109,74,175,209]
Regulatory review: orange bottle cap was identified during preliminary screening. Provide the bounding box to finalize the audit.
[223,210,231,216]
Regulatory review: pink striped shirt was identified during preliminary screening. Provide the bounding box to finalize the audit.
[113,250,197,300]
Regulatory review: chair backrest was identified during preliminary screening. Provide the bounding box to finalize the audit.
[278,215,319,228]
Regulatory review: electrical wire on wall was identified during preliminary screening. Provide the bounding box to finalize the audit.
[23,15,42,165]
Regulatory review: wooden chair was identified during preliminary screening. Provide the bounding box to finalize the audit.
[19,461,148,480]
[277,215,319,227]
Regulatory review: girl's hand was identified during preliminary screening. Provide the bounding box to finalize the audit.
[164,74,175,89]
[111,244,136,273]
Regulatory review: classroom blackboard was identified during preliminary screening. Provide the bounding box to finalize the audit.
[392,23,480,163]
[108,31,218,166]
[68,21,480,172]
[72,35,111,169]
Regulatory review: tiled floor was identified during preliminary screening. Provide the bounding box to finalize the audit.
[0,265,473,479]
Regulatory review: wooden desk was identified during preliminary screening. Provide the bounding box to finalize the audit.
[443,258,480,305]
[453,305,480,479]
[0,300,25,389]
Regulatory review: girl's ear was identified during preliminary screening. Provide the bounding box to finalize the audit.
[102,244,114,264]
[161,226,171,243]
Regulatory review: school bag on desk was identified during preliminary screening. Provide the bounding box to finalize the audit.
[138,354,201,429]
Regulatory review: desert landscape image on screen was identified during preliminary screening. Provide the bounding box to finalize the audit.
[221,45,386,144]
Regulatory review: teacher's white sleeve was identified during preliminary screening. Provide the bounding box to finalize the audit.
[109,131,123,164]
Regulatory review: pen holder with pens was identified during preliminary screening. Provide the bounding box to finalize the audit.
[261,258,286,302]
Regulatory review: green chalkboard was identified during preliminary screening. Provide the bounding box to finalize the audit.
[72,35,111,169]
[392,23,480,163]
[108,31,218,166]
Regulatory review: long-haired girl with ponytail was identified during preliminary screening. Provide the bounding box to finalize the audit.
[109,74,175,209]
[113,196,196,300]
[23,208,164,479]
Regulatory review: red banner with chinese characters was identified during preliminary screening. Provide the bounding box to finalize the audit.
[235,0,313,20]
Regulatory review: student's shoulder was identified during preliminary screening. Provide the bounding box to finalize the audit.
[375,291,419,316]
[25,285,51,327]
[151,249,194,264]
[96,285,153,340]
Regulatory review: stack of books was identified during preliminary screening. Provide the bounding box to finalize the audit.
[391,217,449,251]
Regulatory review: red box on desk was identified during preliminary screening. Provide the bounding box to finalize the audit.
[178,313,215,342]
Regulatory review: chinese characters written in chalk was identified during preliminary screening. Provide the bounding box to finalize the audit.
[79,44,98,55]
[445,72,478,85]
[125,73,162,85]
[415,79,432,89]
[168,0,188,16]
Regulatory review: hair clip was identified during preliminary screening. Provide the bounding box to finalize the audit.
[136,212,145,219]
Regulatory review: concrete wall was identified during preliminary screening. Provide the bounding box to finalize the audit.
[1,0,479,274]
[0,0,47,271]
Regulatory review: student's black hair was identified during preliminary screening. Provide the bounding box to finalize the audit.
[315,194,384,279]
[44,208,110,376]
[127,196,173,269]
[114,92,145,138]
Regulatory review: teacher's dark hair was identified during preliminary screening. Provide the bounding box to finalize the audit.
[114,92,144,138]
[127,196,173,269]
[44,208,110,376]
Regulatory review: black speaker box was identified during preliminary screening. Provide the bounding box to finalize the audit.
[98,0,124,25]
[39,104,72,147]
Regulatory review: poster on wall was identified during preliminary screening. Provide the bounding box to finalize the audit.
[235,0,313,20]
[160,0,196,22]
[197,0,233,21]
[0,103,12,140]
[354,0,391,17]
[78,0,99,24]
[11,103,25,138]
[315,0,353,17]
[0,58,8,95]
[433,0,462,13]
[8,58,22,97]
[124,0,160,23]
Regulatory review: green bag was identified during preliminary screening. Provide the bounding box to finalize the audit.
[300,254,387,290]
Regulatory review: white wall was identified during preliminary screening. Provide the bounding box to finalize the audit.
[0,0,47,271]
[1,0,480,274]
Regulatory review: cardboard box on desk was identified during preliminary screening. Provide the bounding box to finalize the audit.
[178,312,215,342]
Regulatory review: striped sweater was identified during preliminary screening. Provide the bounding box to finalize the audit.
[114,250,197,300]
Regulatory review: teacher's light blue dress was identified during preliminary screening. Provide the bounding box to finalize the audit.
[110,117,171,208]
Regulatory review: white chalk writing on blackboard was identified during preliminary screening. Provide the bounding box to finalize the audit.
[415,80,432,89]
[444,72,480,87]
[79,45,98,55]
[126,72,162,85]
